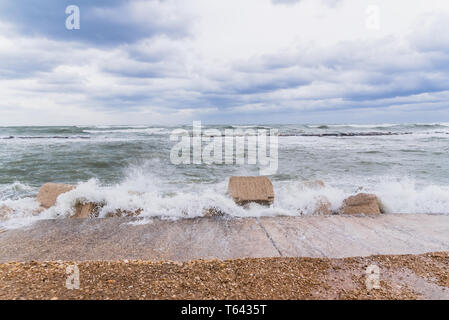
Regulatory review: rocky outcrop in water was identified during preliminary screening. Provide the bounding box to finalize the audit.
[340,193,381,215]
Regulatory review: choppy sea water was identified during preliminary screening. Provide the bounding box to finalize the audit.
[1,123,449,229]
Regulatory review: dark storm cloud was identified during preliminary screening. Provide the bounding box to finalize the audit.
[0,0,192,46]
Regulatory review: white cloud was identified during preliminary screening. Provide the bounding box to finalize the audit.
[0,0,448,125]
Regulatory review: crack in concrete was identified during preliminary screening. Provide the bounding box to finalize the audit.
[256,218,283,257]
[1,214,449,262]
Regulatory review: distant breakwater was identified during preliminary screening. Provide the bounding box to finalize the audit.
[1,136,91,140]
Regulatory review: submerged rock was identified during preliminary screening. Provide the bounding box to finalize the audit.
[0,205,13,220]
[341,193,381,215]
[104,208,142,218]
[36,183,75,209]
[203,207,226,217]
[72,203,143,219]
[297,196,332,215]
[301,180,326,189]
[228,176,274,206]
[314,197,332,215]
[72,202,102,219]
[295,180,331,215]
[35,183,146,219]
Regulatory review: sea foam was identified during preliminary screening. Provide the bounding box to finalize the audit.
[1,176,449,230]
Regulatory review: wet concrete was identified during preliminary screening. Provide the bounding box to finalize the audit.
[258,214,449,258]
[0,214,448,262]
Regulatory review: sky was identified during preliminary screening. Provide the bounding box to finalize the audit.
[0,0,448,125]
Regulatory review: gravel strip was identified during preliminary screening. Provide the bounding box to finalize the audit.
[0,252,448,300]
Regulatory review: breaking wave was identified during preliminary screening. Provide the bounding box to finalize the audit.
[2,176,449,230]
[1,123,449,230]
[83,128,168,134]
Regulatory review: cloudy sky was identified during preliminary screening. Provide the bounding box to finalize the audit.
[0,0,448,125]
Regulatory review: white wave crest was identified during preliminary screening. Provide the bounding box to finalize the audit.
[1,177,449,230]
[83,128,167,134]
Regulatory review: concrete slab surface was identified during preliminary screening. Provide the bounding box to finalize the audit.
[0,214,448,262]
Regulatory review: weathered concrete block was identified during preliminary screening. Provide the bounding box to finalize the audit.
[341,193,381,215]
[228,176,274,206]
[36,183,75,209]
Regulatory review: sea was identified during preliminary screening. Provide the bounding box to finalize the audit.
[1,123,449,229]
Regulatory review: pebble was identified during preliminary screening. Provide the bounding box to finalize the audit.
[0,252,447,299]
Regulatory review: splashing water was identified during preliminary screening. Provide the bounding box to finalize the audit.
[1,123,449,229]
